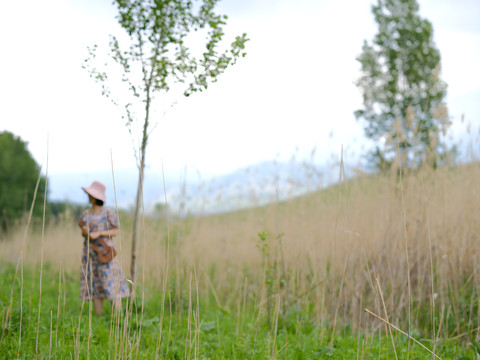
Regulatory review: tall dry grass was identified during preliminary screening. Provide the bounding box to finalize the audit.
[2,159,480,340]
[171,163,480,337]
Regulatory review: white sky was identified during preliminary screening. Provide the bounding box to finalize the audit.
[1,0,479,181]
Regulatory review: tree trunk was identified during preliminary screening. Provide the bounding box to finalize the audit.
[130,88,151,297]
[130,146,145,296]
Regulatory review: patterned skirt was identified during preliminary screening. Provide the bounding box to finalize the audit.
[80,241,130,301]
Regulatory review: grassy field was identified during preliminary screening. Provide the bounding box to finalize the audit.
[1,161,480,359]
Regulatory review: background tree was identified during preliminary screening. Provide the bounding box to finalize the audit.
[84,0,248,287]
[0,131,46,232]
[355,0,452,171]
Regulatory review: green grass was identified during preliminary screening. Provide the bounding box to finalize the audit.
[0,263,474,359]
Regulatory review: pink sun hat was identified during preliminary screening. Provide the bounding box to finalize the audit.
[82,180,106,202]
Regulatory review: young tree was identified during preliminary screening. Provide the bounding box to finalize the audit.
[0,131,46,231]
[355,0,451,171]
[84,0,248,287]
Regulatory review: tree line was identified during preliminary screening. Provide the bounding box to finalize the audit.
[0,130,85,233]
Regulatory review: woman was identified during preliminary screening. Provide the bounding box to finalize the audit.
[78,180,130,315]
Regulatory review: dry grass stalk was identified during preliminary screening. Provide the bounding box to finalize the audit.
[365,308,442,360]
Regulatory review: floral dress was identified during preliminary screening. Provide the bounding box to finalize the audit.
[78,208,130,301]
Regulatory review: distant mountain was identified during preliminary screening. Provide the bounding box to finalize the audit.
[48,160,357,215]
[173,160,333,215]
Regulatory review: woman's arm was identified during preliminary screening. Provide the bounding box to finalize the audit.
[78,211,89,236]
[78,219,89,236]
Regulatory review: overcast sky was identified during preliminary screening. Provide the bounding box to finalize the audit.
[1,0,479,184]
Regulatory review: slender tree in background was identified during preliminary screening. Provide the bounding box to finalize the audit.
[0,131,46,232]
[355,0,452,171]
[84,0,248,288]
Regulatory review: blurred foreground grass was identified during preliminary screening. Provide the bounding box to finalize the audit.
[0,263,473,359]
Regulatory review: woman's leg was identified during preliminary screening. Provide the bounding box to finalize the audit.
[112,298,122,312]
[94,298,104,315]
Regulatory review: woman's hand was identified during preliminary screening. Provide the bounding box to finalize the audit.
[89,231,101,240]
[80,225,100,239]
[86,229,118,240]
